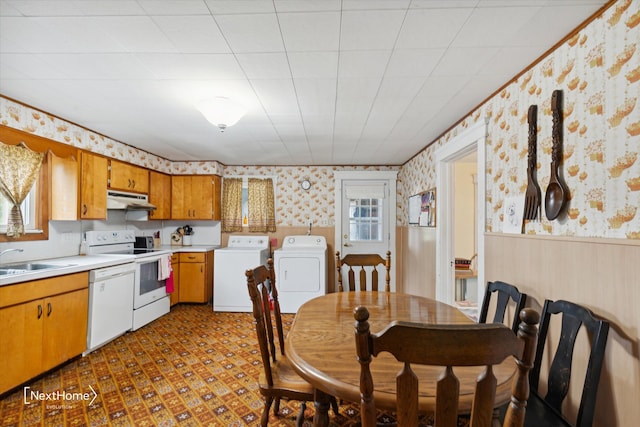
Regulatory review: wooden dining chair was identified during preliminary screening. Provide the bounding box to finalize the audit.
[479,280,528,333]
[354,306,540,427]
[335,250,391,292]
[525,299,610,427]
[246,258,337,426]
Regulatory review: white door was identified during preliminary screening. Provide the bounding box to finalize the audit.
[334,171,397,292]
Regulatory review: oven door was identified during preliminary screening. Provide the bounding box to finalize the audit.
[134,254,168,309]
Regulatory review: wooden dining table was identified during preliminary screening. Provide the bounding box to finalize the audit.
[285,291,518,427]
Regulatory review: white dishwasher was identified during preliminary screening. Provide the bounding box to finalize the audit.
[85,262,136,355]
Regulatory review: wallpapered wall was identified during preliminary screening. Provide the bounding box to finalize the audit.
[399,0,639,239]
[1,1,637,238]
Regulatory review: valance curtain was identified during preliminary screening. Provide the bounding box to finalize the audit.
[248,178,276,233]
[221,178,243,233]
[0,142,45,238]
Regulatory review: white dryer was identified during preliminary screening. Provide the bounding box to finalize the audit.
[274,235,327,313]
[213,235,269,312]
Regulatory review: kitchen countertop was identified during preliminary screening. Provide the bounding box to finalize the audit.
[159,244,220,252]
[0,245,221,287]
[0,254,135,287]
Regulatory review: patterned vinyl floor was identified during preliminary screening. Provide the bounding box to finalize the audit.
[0,304,372,427]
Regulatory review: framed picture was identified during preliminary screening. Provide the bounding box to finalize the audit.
[417,188,436,227]
[408,194,421,224]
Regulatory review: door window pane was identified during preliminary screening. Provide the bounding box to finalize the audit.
[348,198,382,242]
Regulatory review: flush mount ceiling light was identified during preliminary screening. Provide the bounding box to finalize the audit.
[196,97,246,132]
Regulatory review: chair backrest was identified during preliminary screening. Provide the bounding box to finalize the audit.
[530,299,610,427]
[246,258,285,386]
[354,306,539,427]
[479,280,528,333]
[336,250,391,292]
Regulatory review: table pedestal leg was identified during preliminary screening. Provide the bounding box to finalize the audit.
[313,389,331,427]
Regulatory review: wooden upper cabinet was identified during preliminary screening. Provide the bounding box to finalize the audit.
[148,170,171,220]
[108,159,149,193]
[171,175,221,220]
[79,152,108,219]
[49,152,78,221]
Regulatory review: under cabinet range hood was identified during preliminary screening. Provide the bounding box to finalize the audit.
[107,190,157,211]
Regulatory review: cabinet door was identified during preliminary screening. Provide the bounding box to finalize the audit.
[149,171,172,220]
[80,152,108,219]
[190,175,214,219]
[169,254,180,305]
[49,153,78,220]
[171,175,189,219]
[0,300,44,393]
[42,289,88,372]
[109,160,149,193]
[179,262,206,303]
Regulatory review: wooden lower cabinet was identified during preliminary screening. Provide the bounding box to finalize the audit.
[175,251,213,303]
[0,272,89,394]
[169,253,180,306]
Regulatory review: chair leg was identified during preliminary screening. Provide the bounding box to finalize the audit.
[274,397,281,415]
[330,396,339,415]
[296,401,307,427]
[261,396,274,427]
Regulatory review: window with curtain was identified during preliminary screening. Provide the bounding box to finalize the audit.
[0,142,45,238]
[248,178,275,233]
[221,178,243,233]
[221,177,276,233]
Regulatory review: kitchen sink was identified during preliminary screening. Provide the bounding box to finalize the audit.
[0,263,73,276]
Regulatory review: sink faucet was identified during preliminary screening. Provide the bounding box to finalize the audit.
[0,248,24,265]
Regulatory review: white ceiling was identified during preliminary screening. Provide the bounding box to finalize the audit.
[0,0,608,166]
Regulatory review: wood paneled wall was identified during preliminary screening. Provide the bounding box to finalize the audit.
[485,233,639,427]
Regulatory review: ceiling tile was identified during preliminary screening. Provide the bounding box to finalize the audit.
[288,52,338,79]
[72,0,146,15]
[385,48,445,78]
[451,6,540,47]
[278,11,340,51]
[3,0,86,16]
[138,1,210,15]
[214,13,284,53]
[294,78,337,116]
[396,8,473,49]
[236,52,291,79]
[203,0,275,14]
[431,47,501,76]
[340,10,406,50]
[338,50,392,79]
[152,16,231,53]
[92,16,177,52]
[136,53,245,79]
[250,79,301,115]
[274,0,341,12]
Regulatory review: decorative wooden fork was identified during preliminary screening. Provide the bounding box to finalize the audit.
[523,105,541,220]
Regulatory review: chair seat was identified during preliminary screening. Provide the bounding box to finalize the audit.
[524,390,573,427]
[258,355,314,399]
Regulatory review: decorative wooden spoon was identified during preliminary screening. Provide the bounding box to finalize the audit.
[545,90,568,220]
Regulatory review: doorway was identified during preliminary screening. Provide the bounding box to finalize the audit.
[435,121,487,313]
[334,170,397,292]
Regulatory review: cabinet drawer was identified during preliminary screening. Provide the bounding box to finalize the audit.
[0,272,89,308]
[180,252,205,263]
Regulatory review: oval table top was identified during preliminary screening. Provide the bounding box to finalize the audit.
[285,291,517,414]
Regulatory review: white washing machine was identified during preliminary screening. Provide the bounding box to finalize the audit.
[274,235,327,313]
[213,235,269,312]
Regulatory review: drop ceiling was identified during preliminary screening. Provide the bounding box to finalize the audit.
[0,0,609,166]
